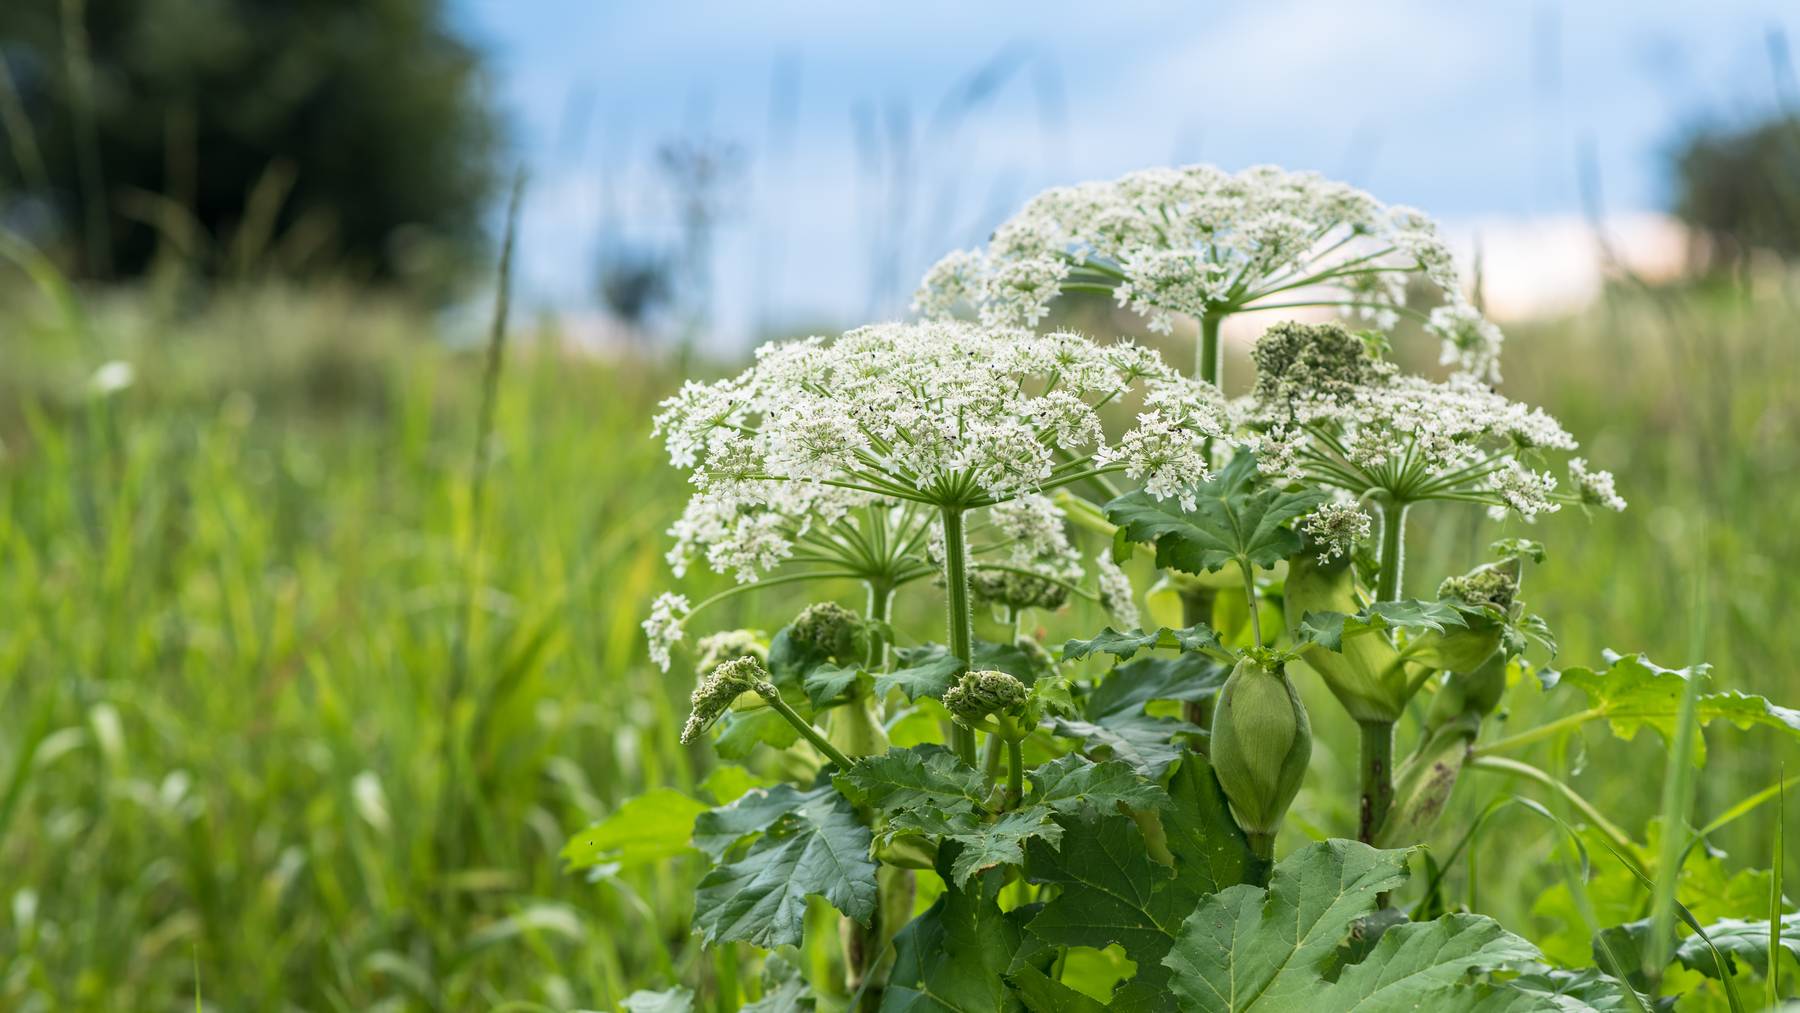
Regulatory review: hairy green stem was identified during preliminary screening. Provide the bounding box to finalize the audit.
[1178,587,1216,735]
[760,687,852,769]
[940,507,978,765]
[1470,708,1605,759]
[1198,309,1223,387]
[1358,719,1396,845]
[1376,499,1409,603]
[1007,737,1024,806]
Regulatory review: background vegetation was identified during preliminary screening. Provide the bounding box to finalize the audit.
[4,3,1800,1008]
[0,264,1795,1009]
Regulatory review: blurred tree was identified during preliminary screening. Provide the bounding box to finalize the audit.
[1670,114,1800,270]
[0,0,498,286]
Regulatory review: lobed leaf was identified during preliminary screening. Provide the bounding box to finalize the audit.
[1539,650,1800,765]
[1061,623,1226,664]
[1028,754,1171,819]
[1052,655,1218,777]
[1296,598,1478,652]
[1103,453,1325,576]
[690,782,877,947]
[1675,912,1800,978]
[885,852,1026,1012]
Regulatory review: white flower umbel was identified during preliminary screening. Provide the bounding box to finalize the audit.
[915,164,1503,384]
[646,321,1226,693]
[1245,321,1618,599]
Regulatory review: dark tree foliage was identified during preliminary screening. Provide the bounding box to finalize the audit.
[0,0,498,283]
[1671,114,1800,267]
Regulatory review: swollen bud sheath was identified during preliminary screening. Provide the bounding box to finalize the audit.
[1210,657,1312,855]
[1412,557,1522,673]
[1284,549,1407,722]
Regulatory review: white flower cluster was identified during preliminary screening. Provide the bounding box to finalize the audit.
[1569,457,1627,512]
[1303,501,1374,562]
[644,592,690,672]
[1244,323,1610,521]
[652,320,1225,577]
[915,164,1504,381]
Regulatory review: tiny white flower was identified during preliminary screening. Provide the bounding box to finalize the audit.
[643,593,691,672]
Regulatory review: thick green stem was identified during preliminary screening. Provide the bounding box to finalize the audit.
[1358,719,1396,845]
[1006,737,1024,806]
[940,507,978,765]
[1178,587,1216,734]
[1198,309,1224,387]
[1376,500,1409,602]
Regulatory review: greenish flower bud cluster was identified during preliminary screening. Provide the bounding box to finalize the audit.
[1437,559,1520,612]
[682,656,770,744]
[941,670,1027,726]
[969,569,1069,610]
[790,602,867,662]
[694,629,767,675]
[1210,657,1312,853]
[1251,321,1392,407]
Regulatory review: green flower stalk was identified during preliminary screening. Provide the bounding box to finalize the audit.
[1210,656,1312,860]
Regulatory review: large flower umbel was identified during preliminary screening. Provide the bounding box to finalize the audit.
[915,163,1503,381]
[644,320,1226,667]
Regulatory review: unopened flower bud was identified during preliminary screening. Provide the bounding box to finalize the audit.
[1210,657,1312,854]
[1252,321,1393,409]
[1418,558,1521,673]
[790,602,867,662]
[941,670,1027,726]
[682,656,770,744]
[970,569,1069,611]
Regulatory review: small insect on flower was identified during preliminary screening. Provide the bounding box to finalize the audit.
[915,163,1505,382]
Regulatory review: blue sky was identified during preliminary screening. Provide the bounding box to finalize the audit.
[456,1,1800,345]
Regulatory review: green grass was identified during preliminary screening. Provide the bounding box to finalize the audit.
[0,278,1796,1009]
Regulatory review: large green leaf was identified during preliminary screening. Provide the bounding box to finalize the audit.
[1028,754,1170,819]
[838,745,1067,886]
[694,782,820,860]
[691,782,877,947]
[1321,913,1538,1010]
[1104,453,1324,576]
[1061,624,1226,664]
[1675,912,1800,978]
[836,746,990,817]
[1162,839,1543,1011]
[1053,656,1215,777]
[1022,812,1196,1006]
[1295,598,1479,652]
[1161,753,1256,896]
[561,788,708,869]
[884,851,1025,1012]
[1539,650,1800,764]
[620,987,694,1013]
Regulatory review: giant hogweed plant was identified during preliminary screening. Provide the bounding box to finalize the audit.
[570,165,1800,1012]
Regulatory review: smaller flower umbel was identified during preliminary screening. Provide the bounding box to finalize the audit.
[916,163,1504,384]
[1244,321,1622,598]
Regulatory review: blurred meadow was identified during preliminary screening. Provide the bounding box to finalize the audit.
[5,1,1800,1010]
